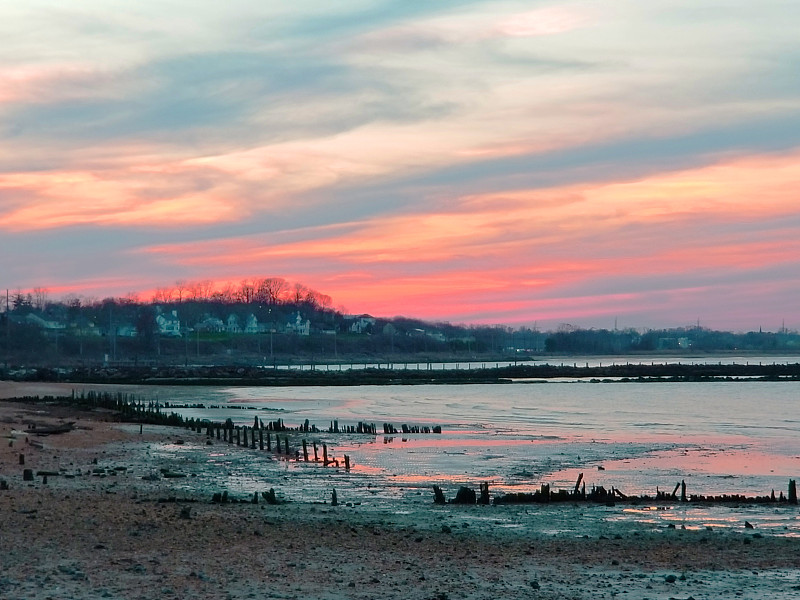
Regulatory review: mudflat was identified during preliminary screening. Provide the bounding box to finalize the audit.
[1,398,799,600]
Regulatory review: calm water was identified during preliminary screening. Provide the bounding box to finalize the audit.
[149,381,800,502]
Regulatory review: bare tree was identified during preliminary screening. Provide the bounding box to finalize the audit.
[32,287,48,310]
[152,287,174,303]
[256,277,289,305]
[238,279,256,303]
[174,280,188,303]
[291,283,309,304]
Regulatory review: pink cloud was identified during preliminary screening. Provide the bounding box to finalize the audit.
[129,150,800,324]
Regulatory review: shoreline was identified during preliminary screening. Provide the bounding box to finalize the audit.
[2,399,800,598]
[4,357,800,387]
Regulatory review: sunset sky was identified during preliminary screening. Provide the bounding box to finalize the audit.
[2,1,799,330]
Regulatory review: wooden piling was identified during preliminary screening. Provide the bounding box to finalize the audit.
[302,440,309,461]
[242,427,248,448]
[790,479,798,505]
[479,482,490,505]
[313,442,319,462]
[671,482,681,499]
[19,454,24,466]
[344,455,350,470]
[266,431,271,451]
[573,473,584,496]
[259,428,264,451]
[251,428,256,449]
[681,480,687,502]
[323,444,328,465]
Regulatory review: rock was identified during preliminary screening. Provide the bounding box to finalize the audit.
[441,525,451,533]
[745,521,754,529]
[664,574,677,583]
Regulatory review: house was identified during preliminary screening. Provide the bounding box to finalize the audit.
[116,324,138,338]
[244,314,259,334]
[226,314,241,334]
[23,313,66,331]
[346,314,375,334]
[195,316,225,333]
[286,312,310,336]
[156,310,181,337]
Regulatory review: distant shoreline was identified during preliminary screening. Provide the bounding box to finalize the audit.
[4,358,800,386]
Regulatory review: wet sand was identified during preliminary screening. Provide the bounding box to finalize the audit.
[2,398,800,599]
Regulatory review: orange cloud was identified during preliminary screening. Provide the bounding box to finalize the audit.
[0,165,239,231]
[130,150,800,323]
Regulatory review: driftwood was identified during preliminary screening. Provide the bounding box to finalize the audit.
[25,422,75,435]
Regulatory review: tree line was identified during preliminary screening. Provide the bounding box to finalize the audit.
[1,279,799,367]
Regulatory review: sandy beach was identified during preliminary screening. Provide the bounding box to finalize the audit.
[2,396,800,599]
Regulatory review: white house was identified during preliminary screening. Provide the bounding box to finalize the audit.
[156,310,181,337]
[226,314,241,334]
[286,312,310,336]
[196,316,225,332]
[244,314,259,334]
[347,314,375,334]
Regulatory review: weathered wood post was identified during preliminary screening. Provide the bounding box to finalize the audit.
[479,482,490,505]
[323,444,328,465]
[344,455,350,470]
[242,427,248,448]
[573,473,584,497]
[19,454,24,466]
[313,442,319,462]
[266,431,271,451]
[284,437,289,455]
[331,489,338,506]
[251,428,256,449]
[236,427,241,446]
[671,482,681,499]
[216,425,221,440]
[139,423,143,435]
[789,479,798,505]
[302,440,309,461]
[681,480,687,502]
[259,428,264,451]
[23,469,33,481]
[433,485,446,504]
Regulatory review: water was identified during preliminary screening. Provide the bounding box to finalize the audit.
[142,380,799,504]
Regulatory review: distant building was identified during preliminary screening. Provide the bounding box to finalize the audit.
[23,313,66,331]
[244,314,259,334]
[226,314,241,334]
[196,316,225,332]
[286,312,310,336]
[346,314,375,334]
[116,324,138,338]
[156,310,181,337]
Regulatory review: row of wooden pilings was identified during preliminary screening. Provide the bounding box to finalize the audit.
[447,475,799,506]
[188,417,351,470]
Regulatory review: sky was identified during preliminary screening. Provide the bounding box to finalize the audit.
[1,1,799,331]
